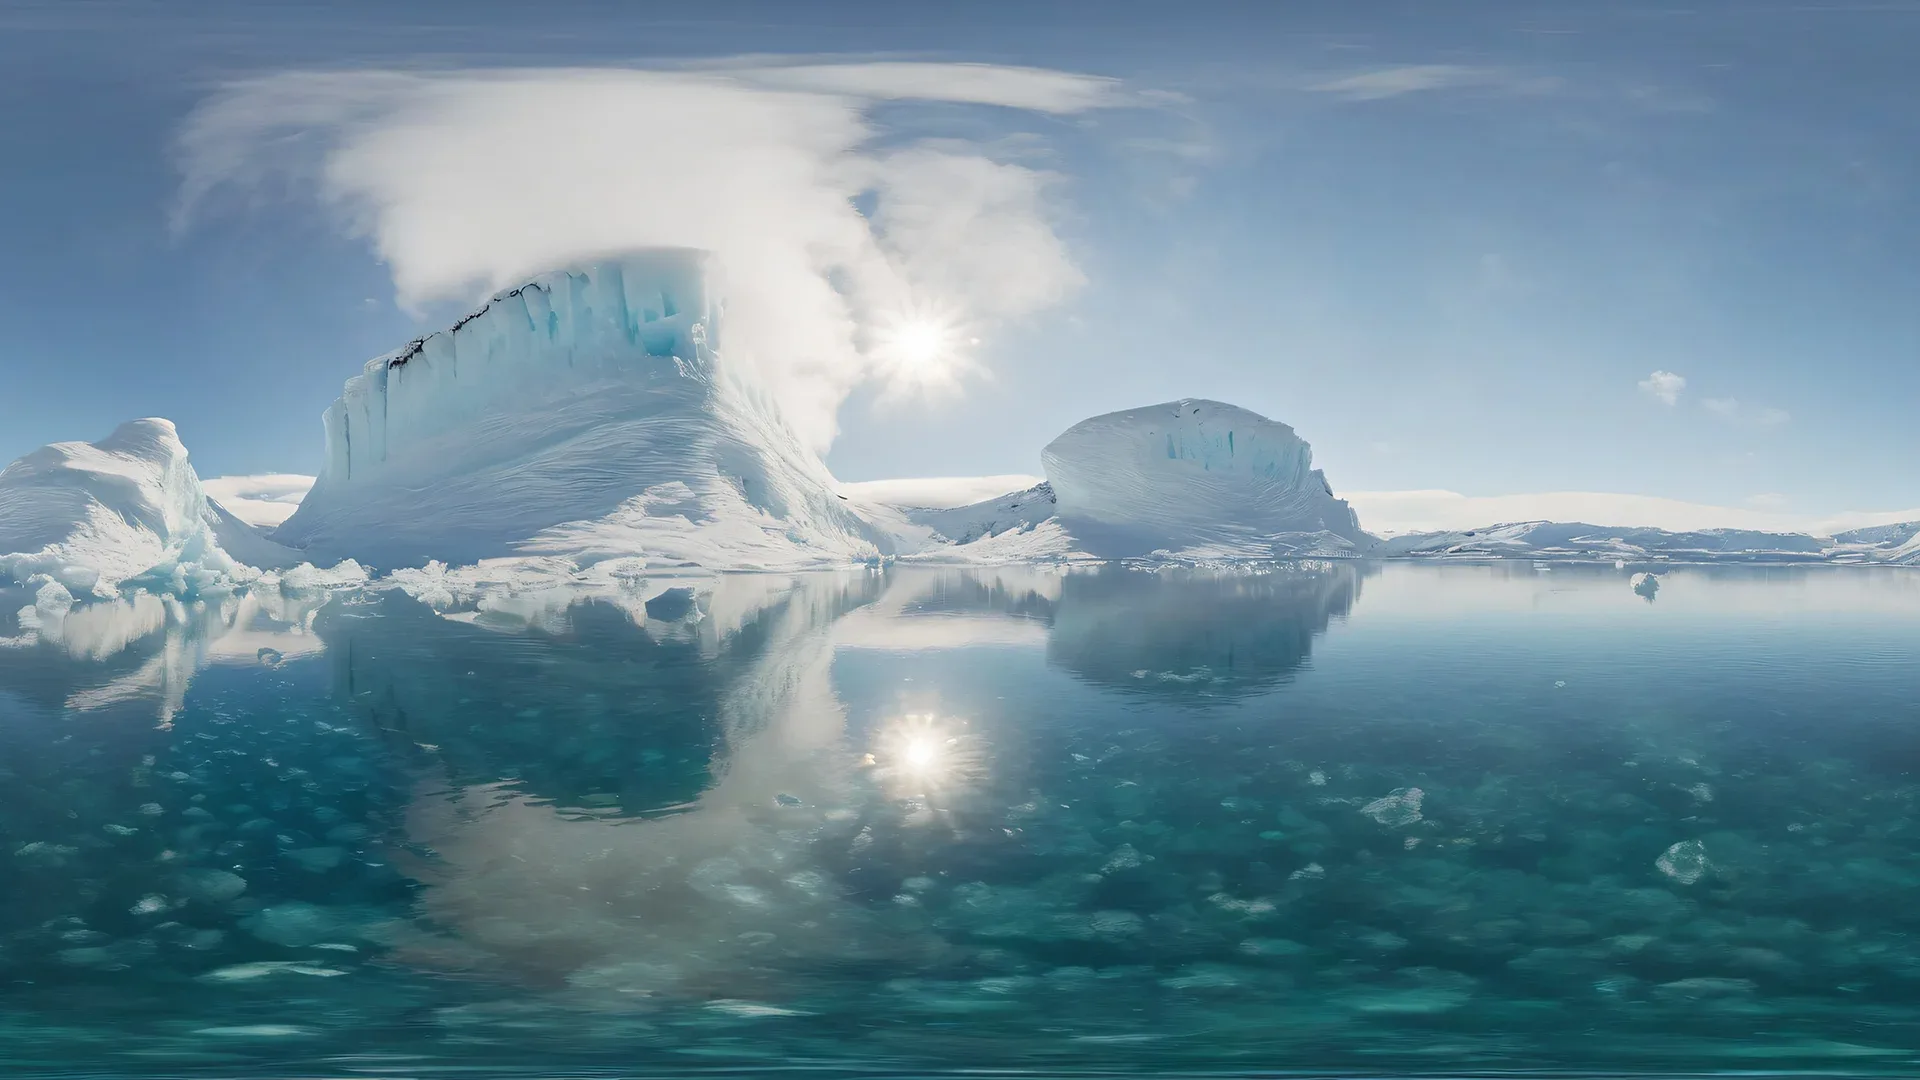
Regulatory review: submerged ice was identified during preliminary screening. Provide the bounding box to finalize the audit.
[9,564,1920,1073]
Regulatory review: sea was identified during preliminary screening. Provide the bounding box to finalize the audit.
[4,561,1920,1078]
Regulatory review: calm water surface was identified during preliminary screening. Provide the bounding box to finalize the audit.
[4,563,1920,1077]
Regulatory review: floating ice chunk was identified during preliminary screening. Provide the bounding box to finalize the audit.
[1101,844,1147,872]
[1207,892,1277,916]
[1360,787,1425,827]
[705,999,808,1018]
[1159,964,1243,991]
[243,901,343,947]
[1289,862,1326,881]
[193,1025,314,1038]
[176,868,247,903]
[1656,840,1710,885]
[1307,770,1328,786]
[1632,572,1661,600]
[201,961,346,981]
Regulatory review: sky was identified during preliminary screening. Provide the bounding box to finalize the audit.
[5,0,1920,533]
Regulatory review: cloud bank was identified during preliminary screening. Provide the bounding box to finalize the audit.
[175,63,1122,450]
[201,473,315,528]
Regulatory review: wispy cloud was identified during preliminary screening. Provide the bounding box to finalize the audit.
[174,62,1126,451]
[1638,370,1687,406]
[1703,398,1790,426]
[1307,64,1563,102]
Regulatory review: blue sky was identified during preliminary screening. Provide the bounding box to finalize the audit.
[4,0,1919,528]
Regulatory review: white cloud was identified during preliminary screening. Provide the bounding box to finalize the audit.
[839,474,1043,508]
[1745,492,1789,509]
[202,474,314,528]
[1638,370,1687,406]
[174,64,1122,452]
[1703,397,1789,426]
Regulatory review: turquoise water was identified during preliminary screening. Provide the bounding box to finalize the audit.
[4,563,1920,1077]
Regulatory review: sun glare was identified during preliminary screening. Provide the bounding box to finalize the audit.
[894,320,950,369]
[872,307,977,389]
[874,712,980,798]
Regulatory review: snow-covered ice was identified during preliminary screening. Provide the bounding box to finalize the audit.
[877,399,1374,562]
[0,419,305,595]
[272,251,886,572]
[13,251,1920,582]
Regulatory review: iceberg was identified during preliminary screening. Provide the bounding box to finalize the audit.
[890,399,1372,561]
[1042,399,1371,558]
[272,251,886,572]
[0,419,301,595]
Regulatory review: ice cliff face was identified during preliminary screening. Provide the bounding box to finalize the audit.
[1039,399,1371,558]
[273,251,885,570]
[0,419,300,595]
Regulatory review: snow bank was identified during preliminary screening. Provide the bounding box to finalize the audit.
[274,251,886,572]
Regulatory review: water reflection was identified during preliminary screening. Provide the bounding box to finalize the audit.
[1049,563,1364,697]
[0,582,332,727]
[11,563,1920,1075]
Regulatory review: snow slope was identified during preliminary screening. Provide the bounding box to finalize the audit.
[273,251,886,571]
[0,419,303,595]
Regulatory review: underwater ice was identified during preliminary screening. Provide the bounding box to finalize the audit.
[8,564,1920,1072]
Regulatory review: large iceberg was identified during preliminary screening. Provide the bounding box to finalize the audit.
[0,419,300,595]
[1043,399,1371,557]
[892,399,1373,561]
[272,251,886,571]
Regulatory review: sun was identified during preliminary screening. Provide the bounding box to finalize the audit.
[892,319,952,370]
[870,306,978,389]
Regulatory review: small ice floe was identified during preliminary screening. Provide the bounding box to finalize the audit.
[193,1025,313,1038]
[1360,787,1425,828]
[1656,840,1710,885]
[705,999,808,1018]
[1289,862,1326,881]
[201,961,346,982]
[1307,770,1328,787]
[1101,844,1147,873]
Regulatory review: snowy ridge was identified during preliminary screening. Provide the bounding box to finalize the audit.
[273,251,885,571]
[1374,519,1920,565]
[0,419,309,595]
